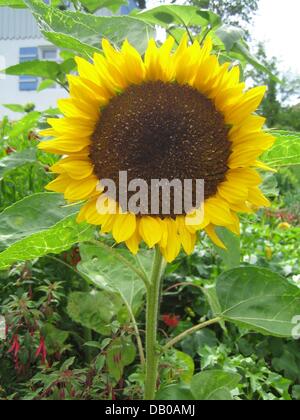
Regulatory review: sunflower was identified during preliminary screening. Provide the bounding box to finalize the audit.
[39,35,274,262]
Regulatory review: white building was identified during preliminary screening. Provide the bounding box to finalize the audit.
[0,7,69,118]
[0,2,137,119]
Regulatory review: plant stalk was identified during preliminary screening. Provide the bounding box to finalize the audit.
[144,246,166,400]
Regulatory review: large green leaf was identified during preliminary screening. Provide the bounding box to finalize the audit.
[262,130,300,167]
[0,193,78,250]
[106,336,137,382]
[67,290,123,335]
[77,243,149,314]
[155,383,194,400]
[0,193,94,269]
[136,5,221,29]
[25,0,154,54]
[214,25,245,51]
[80,0,128,13]
[3,60,61,80]
[190,370,240,400]
[0,215,93,270]
[216,267,300,337]
[42,31,101,59]
[0,149,37,180]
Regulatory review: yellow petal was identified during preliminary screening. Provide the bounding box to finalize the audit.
[160,218,181,263]
[64,176,98,201]
[93,52,121,93]
[45,174,71,193]
[144,39,159,81]
[47,117,95,136]
[205,224,226,249]
[112,213,137,243]
[125,225,141,255]
[100,213,115,233]
[218,180,248,204]
[228,149,264,168]
[139,216,162,248]
[226,168,262,187]
[204,197,236,226]
[52,159,94,180]
[248,187,270,207]
[57,98,100,121]
[75,56,101,85]
[177,216,197,255]
[38,136,91,154]
[121,39,145,84]
[225,86,267,125]
[68,74,109,104]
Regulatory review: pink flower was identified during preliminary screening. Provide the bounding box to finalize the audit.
[8,335,20,368]
[35,336,47,364]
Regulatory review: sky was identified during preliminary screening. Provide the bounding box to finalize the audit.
[249,0,300,75]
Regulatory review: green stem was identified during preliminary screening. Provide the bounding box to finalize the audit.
[124,299,145,366]
[162,317,221,352]
[144,247,166,400]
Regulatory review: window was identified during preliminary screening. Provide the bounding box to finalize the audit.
[19,47,38,91]
[19,46,59,91]
[41,47,58,61]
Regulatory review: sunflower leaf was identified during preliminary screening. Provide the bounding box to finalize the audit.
[77,243,150,314]
[0,192,94,269]
[24,0,155,54]
[190,370,240,400]
[67,290,124,335]
[135,5,221,30]
[262,130,300,167]
[216,266,300,337]
[3,60,61,80]
[0,148,37,180]
[79,0,128,14]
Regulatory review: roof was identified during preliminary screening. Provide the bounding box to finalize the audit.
[0,1,137,41]
[0,7,41,40]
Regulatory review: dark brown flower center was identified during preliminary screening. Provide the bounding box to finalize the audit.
[90,81,231,217]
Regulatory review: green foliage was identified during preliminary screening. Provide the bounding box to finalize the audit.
[216,267,300,337]
[79,0,128,13]
[262,130,300,167]
[190,370,240,400]
[24,0,155,56]
[213,227,240,269]
[136,5,221,29]
[67,290,123,335]
[0,193,94,269]
[106,336,136,382]
[78,243,149,315]
[0,149,37,179]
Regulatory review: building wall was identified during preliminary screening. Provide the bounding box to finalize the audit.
[0,1,138,119]
[0,38,67,119]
